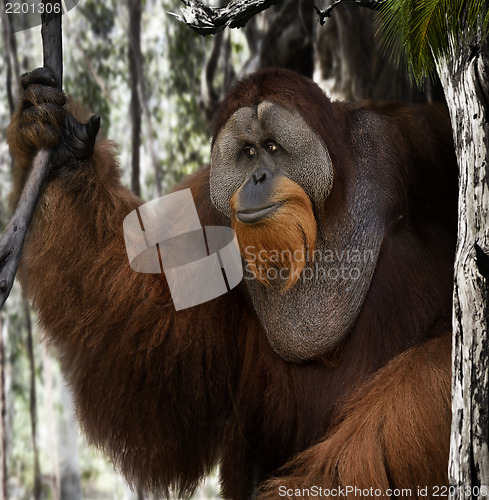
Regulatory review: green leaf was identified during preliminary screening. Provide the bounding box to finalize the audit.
[379,0,489,86]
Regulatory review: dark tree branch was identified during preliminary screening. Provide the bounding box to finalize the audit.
[0,150,51,305]
[41,1,62,89]
[171,0,386,35]
[128,0,142,197]
[314,0,385,25]
[169,0,284,36]
[0,0,63,310]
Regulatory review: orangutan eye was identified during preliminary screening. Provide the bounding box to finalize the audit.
[265,141,278,154]
[243,145,257,158]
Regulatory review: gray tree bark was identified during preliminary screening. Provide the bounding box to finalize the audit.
[437,31,489,500]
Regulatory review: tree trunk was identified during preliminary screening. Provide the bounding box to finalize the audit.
[437,33,489,500]
[128,0,142,197]
[23,297,41,500]
[0,314,6,500]
[43,351,60,500]
[242,0,315,77]
[1,4,15,116]
[58,385,81,500]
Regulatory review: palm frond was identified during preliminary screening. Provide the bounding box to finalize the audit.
[378,0,489,87]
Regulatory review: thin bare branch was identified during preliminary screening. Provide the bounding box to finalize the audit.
[169,0,284,36]
[314,0,385,26]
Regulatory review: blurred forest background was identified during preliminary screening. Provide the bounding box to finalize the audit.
[0,0,441,498]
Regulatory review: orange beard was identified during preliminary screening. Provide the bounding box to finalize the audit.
[231,176,317,290]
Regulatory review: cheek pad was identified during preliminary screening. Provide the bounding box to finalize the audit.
[210,107,256,217]
[210,144,248,218]
[257,102,334,209]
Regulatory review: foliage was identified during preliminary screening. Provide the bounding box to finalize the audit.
[379,0,489,85]
[63,0,125,135]
[160,0,213,189]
